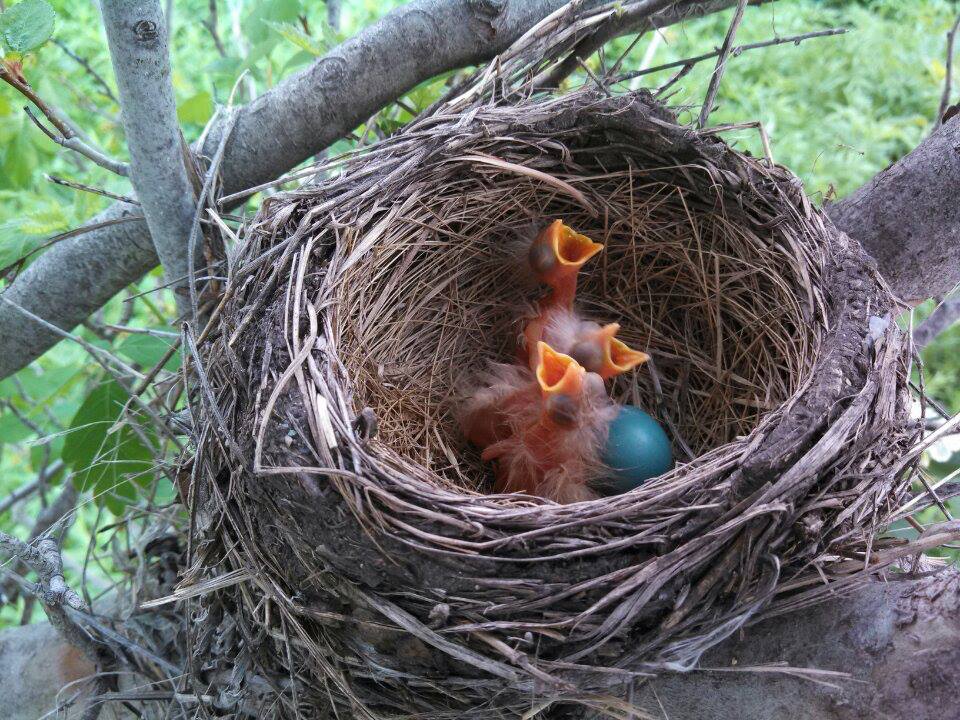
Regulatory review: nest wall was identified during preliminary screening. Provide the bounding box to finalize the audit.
[188,90,917,718]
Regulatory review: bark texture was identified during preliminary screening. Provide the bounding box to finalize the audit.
[633,572,960,720]
[828,114,960,303]
[100,0,197,313]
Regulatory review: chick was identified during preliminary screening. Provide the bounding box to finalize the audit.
[463,342,617,503]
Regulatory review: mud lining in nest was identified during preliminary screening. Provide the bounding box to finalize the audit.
[186,71,918,720]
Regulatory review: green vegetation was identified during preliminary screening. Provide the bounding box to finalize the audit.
[1,0,959,627]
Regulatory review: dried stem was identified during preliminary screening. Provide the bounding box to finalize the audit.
[698,0,748,128]
[616,27,847,85]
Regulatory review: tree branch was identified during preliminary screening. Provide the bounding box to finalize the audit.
[633,571,960,720]
[935,12,960,129]
[0,61,128,176]
[697,0,747,127]
[913,296,960,349]
[0,0,667,379]
[100,0,198,317]
[827,114,960,303]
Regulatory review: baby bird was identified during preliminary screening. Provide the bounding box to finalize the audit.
[525,310,650,380]
[462,342,618,503]
[527,219,603,309]
[522,221,649,379]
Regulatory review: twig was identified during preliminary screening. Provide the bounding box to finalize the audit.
[914,296,960,349]
[0,213,145,279]
[22,106,129,176]
[326,0,341,31]
[935,13,960,129]
[202,0,226,57]
[1,483,78,607]
[0,530,86,611]
[0,58,128,175]
[698,0,748,128]
[53,39,118,103]
[616,28,848,85]
[699,120,774,166]
[0,296,145,380]
[46,174,139,206]
[535,0,677,90]
[0,478,42,517]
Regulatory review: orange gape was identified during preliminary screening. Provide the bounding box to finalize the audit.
[527,220,603,309]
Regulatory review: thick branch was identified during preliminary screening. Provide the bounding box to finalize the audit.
[827,114,960,303]
[633,571,960,720]
[2,571,958,719]
[100,0,197,316]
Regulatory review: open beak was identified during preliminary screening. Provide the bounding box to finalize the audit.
[568,324,649,380]
[599,325,649,380]
[528,220,603,307]
[536,341,585,428]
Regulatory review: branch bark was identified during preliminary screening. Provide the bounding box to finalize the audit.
[633,571,960,720]
[827,114,960,304]
[100,0,197,316]
[0,0,746,380]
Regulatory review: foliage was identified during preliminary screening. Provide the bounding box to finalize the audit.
[0,0,959,630]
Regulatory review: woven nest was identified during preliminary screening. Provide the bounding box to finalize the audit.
[187,68,919,720]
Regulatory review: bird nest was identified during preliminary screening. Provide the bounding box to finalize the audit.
[185,73,921,720]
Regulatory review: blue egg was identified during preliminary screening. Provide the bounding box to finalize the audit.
[601,406,673,493]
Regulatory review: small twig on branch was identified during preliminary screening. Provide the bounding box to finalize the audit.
[616,27,847,85]
[22,106,129,176]
[914,296,960,350]
[698,0,748,128]
[535,0,677,90]
[0,214,145,281]
[53,39,118,103]
[202,0,226,57]
[46,174,139,206]
[0,60,128,175]
[935,12,960,130]
[0,483,81,612]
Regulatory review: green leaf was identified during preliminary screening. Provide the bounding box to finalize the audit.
[0,0,55,54]
[176,91,213,125]
[242,0,301,44]
[61,379,154,512]
[264,20,324,56]
[0,408,32,443]
[117,333,181,372]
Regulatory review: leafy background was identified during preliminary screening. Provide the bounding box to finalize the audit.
[1,0,959,628]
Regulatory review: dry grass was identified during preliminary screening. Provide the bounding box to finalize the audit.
[327,171,819,492]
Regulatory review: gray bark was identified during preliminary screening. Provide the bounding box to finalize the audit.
[2,571,957,719]
[827,114,960,304]
[633,572,960,720]
[100,0,197,315]
[0,0,742,379]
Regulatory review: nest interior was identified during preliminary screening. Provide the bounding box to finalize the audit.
[188,90,917,718]
[329,162,818,491]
